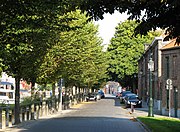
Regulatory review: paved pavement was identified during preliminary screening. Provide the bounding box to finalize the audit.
[127,101,167,118]
[4,94,151,132]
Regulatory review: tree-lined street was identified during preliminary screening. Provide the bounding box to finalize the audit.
[1,1,180,131]
[8,95,147,132]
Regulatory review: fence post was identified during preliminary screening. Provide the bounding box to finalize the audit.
[9,109,13,127]
[36,104,39,120]
[1,110,6,130]
[26,106,30,120]
[31,104,35,120]
[42,101,46,116]
[56,99,59,111]
[44,101,48,116]
[6,107,9,127]
[21,108,25,121]
[11,109,15,125]
[39,103,42,117]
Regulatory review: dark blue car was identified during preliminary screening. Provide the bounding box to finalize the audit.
[98,90,105,98]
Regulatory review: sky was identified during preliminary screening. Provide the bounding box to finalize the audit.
[94,11,129,49]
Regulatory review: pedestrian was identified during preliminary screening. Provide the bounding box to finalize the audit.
[130,103,134,113]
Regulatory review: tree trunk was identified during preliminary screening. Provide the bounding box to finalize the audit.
[31,79,36,99]
[52,83,56,110]
[52,83,55,96]
[15,77,21,124]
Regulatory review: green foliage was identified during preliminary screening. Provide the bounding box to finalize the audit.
[77,0,180,43]
[37,84,52,91]
[0,1,108,123]
[107,20,161,82]
[20,96,42,106]
[0,0,78,124]
[20,97,33,106]
[37,10,108,89]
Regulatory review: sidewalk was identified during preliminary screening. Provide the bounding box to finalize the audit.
[126,101,171,118]
[2,106,80,132]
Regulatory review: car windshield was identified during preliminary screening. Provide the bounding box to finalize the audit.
[126,94,135,97]
[122,91,131,96]
[129,96,138,100]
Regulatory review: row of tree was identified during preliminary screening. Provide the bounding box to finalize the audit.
[1,0,171,124]
[0,1,108,124]
[106,20,162,88]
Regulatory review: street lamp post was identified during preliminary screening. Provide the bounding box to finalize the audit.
[148,56,154,117]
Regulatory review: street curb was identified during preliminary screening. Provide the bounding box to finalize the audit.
[127,108,152,132]
[136,118,151,132]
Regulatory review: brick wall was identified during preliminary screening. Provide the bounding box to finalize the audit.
[161,47,180,117]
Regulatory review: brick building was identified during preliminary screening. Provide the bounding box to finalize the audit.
[138,37,180,118]
[138,37,169,112]
[161,39,180,117]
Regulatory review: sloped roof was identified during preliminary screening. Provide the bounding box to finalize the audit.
[161,39,180,50]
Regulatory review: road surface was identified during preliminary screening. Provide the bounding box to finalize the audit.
[7,94,147,132]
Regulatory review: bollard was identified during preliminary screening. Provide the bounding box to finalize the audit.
[36,105,39,120]
[11,110,15,125]
[24,108,27,121]
[39,104,42,117]
[42,101,46,116]
[47,101,50,115]
[56,100,59,111]
[26,106,29,120]
[6,108,9,127]
[31,104,35,120]
[1,110,6,130]
[44,102,48,116]
[22,108,25,121]
[52,97,56,113]
[9,109,13,127]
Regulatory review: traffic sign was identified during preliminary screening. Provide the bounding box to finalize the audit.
[166,79,172,85]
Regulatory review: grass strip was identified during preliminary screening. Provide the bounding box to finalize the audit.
[138,116,180,132]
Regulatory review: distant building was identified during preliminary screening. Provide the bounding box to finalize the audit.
[0,72,15,104]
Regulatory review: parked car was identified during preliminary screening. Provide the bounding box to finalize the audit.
[119,91,132,103]
[123,93,136,103]
[98,90,105,98]
[124,94,142,108]
[85,93,97,102]
[96,94,101,100]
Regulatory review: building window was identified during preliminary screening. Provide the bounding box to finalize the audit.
[174,86,178,117]
[172,55,177,78]
[165,56,169,79]
[166,90,169,109]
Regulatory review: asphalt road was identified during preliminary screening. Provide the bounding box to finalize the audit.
[7,94,147,132]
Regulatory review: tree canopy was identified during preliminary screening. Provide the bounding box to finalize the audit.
[37,10,108,89]
[0,0,79,124]
[107,20,161,86]
[77,0,180,43]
